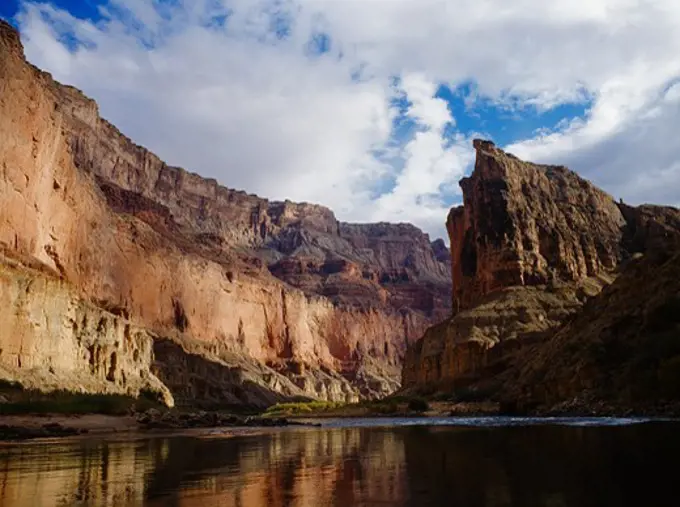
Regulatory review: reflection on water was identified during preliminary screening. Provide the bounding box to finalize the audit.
[0,419,678,506]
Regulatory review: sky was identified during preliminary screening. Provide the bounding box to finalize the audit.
[1,0,679,241]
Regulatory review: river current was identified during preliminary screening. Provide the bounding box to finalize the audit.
[0,417,677,506]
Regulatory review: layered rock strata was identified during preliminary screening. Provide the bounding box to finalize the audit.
[505,204,680,412]
[403,140,680,413]
[0,247,173,405]
[403,140,629,388]
[447,139,624,312]
[0,20,449,406]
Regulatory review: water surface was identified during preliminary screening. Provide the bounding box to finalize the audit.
[0,417,677,506]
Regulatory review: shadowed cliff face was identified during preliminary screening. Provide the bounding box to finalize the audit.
[403,140,624,389]
[505,204,680,412]
[403,140,680,413]
[0,20,450,405]
[447,139,624,312]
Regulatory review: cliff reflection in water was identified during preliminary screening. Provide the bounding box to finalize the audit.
[0,422,679,506]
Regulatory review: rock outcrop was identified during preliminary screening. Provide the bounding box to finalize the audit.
[505,204,680,413]
[447,139,624,312]
[0,20,450,406]
[403,139,680,414]
[403,140,623,388]
[0,246,173,405]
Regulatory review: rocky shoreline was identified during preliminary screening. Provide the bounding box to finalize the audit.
[3,402,679,441]
[135,409,316,430]
[0,423,87,440]
[521,399,680,419]
[0,410,318,441]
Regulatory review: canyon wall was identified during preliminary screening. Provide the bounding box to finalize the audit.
[504,204,680,412]
[0,247,172,405]
[403,140,628,389]
[447,139,624,312]
[0,20,449,406]
[403,139,680,413]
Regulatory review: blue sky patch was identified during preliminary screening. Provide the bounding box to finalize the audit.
[0,0,592,159]
[2,0,107,25]
[305,31,330,56]
[435,83,591,147]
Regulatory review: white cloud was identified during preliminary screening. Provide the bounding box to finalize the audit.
[399,73,452,131]
[370,74,473,229]
[664,82,680,104]
[506,62,680,207]
[14,0,680,241]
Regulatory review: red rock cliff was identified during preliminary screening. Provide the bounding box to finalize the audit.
[0,20,450,406]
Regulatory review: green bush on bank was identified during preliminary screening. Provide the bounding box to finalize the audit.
[263,394,438,417]
[263,400,345,416]
[372,401,399,414]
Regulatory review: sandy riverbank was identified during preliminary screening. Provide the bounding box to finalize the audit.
[1,414,139,433]
[0,410,310,441]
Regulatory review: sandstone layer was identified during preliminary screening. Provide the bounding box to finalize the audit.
[0,246,172,405]
[447,139,624,312]
[0,20,450,406]
[403,140,680,413]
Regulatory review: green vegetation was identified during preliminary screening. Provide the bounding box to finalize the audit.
[451,384,500,403]
[262,395,436,418]
[0,387,164,416]
[347,399,402,415]
[432,391,454,402]
[369,401,400,414]
[263,401,346,417]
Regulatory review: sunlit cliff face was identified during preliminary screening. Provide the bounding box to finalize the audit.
[0,19,450,404]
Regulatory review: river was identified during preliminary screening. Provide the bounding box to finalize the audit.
[0,417,677,506]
